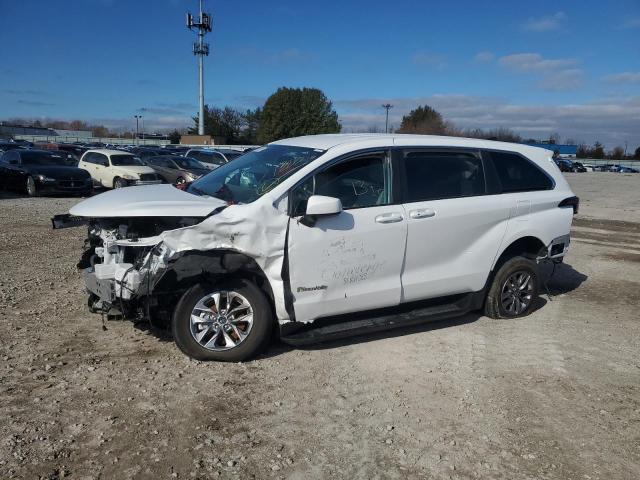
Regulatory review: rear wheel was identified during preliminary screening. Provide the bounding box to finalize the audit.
[172,279,272,361]
[175,176,186,185]
[484,256,539,319]
[26,176,38,197]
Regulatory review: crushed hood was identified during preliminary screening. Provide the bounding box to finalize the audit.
[69,184,227,218]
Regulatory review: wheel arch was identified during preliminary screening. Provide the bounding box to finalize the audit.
[491,235,546,272]
[153,249,277,319]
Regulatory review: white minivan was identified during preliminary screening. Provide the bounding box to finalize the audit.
[56,134,577,361]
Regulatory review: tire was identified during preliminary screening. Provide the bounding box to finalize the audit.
[113,177,127,189]
[175,176,185,185]
[484,255,539,319]
[172,278,272,362]
[26,176,38,197]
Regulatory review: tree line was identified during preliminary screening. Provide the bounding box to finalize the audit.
[4,87,639,158]
[189,87,340,144]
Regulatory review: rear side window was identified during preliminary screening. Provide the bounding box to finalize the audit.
[489,151,553,192]
[402,151,485,202]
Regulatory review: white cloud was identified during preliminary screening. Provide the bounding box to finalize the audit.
[411,52,446,70]
[335,94,640,147]
[523,12,566,32]
[498,53,583,91]
[620,17,640,29]
[264,48,310,65]
[498,53,577,72]
[474,51,494,63]
[603,72,640,84]
[539,69,584,91]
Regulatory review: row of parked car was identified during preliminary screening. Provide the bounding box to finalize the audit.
[553,158,639,173]
[0,141,249,197]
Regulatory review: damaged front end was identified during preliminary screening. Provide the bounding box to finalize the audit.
[75,216,203,321]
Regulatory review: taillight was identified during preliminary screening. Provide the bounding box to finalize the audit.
[559,196,579,214]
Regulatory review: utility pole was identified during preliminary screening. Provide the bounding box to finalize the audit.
[382,104,393,133]
[187,0,212,136]
[134,115,141,146]
[140,108,146,142]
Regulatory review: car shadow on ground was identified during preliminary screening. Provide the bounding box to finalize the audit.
[127,263,588,360]
[265,262,589,358]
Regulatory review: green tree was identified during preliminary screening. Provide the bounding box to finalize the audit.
[611,146,624,160]
[191,106,246,144]
[239,108,262,144]
[592,141,604,159]
[168,129,182,144]
[576,144,590,158]
[257,87,340,143]
[397,105,447,135]
[634,146,640,160]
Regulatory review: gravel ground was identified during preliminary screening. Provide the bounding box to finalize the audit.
[0,173,639,480]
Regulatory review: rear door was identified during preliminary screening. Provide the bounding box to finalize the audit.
[397,148,510,302]
[287,150,407,322]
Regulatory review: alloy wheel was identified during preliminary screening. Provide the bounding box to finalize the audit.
[189,290,254,351]
[500,270,534,315]
[26,176,36,196]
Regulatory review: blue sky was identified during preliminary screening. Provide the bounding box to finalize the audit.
[1,0,639,147]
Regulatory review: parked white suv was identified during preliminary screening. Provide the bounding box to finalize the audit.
[78,149,162,189]
[55,134,577,361]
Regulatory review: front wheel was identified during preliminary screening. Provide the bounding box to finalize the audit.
[172,279,273,361]
[174,176,186,185]
[113,177,127,189]
[484,256,539,319]
[26,176,38,197]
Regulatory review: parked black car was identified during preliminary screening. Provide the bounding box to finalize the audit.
[0,142,27,154]
[554,159,573,172]
[0,149,93,196]
[555,158,586,172]
[570,161,587,172]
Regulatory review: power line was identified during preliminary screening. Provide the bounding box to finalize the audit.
[382,104,393,133]
[186,0,212,136]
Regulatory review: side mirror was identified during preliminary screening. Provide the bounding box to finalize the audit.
[301,195,342,227]
[306,195,342,216]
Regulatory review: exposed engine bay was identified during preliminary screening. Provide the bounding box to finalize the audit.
[77,216,204,319]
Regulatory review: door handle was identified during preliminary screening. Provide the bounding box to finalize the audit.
[409,209,436,219]
[375,212,404,224]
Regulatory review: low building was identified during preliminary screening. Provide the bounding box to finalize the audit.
[525,143,578,158]
[0,123,57,139]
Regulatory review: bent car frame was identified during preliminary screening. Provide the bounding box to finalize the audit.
[54,134,578,361]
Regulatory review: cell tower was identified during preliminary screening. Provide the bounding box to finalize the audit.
[186,0,212,135]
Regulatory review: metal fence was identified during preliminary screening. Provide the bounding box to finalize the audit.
[577,158,640,168]
[14,135,170,146]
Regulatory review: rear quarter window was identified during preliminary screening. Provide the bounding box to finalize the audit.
[488,151,553,193]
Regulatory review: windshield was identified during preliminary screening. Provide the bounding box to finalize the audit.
[187,144,324,204]
[175,156,205,169]
[21,151,69,166]
[220,151,243,160]
[111,154,145,166]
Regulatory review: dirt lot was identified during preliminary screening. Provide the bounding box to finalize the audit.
[0,173,639,480]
